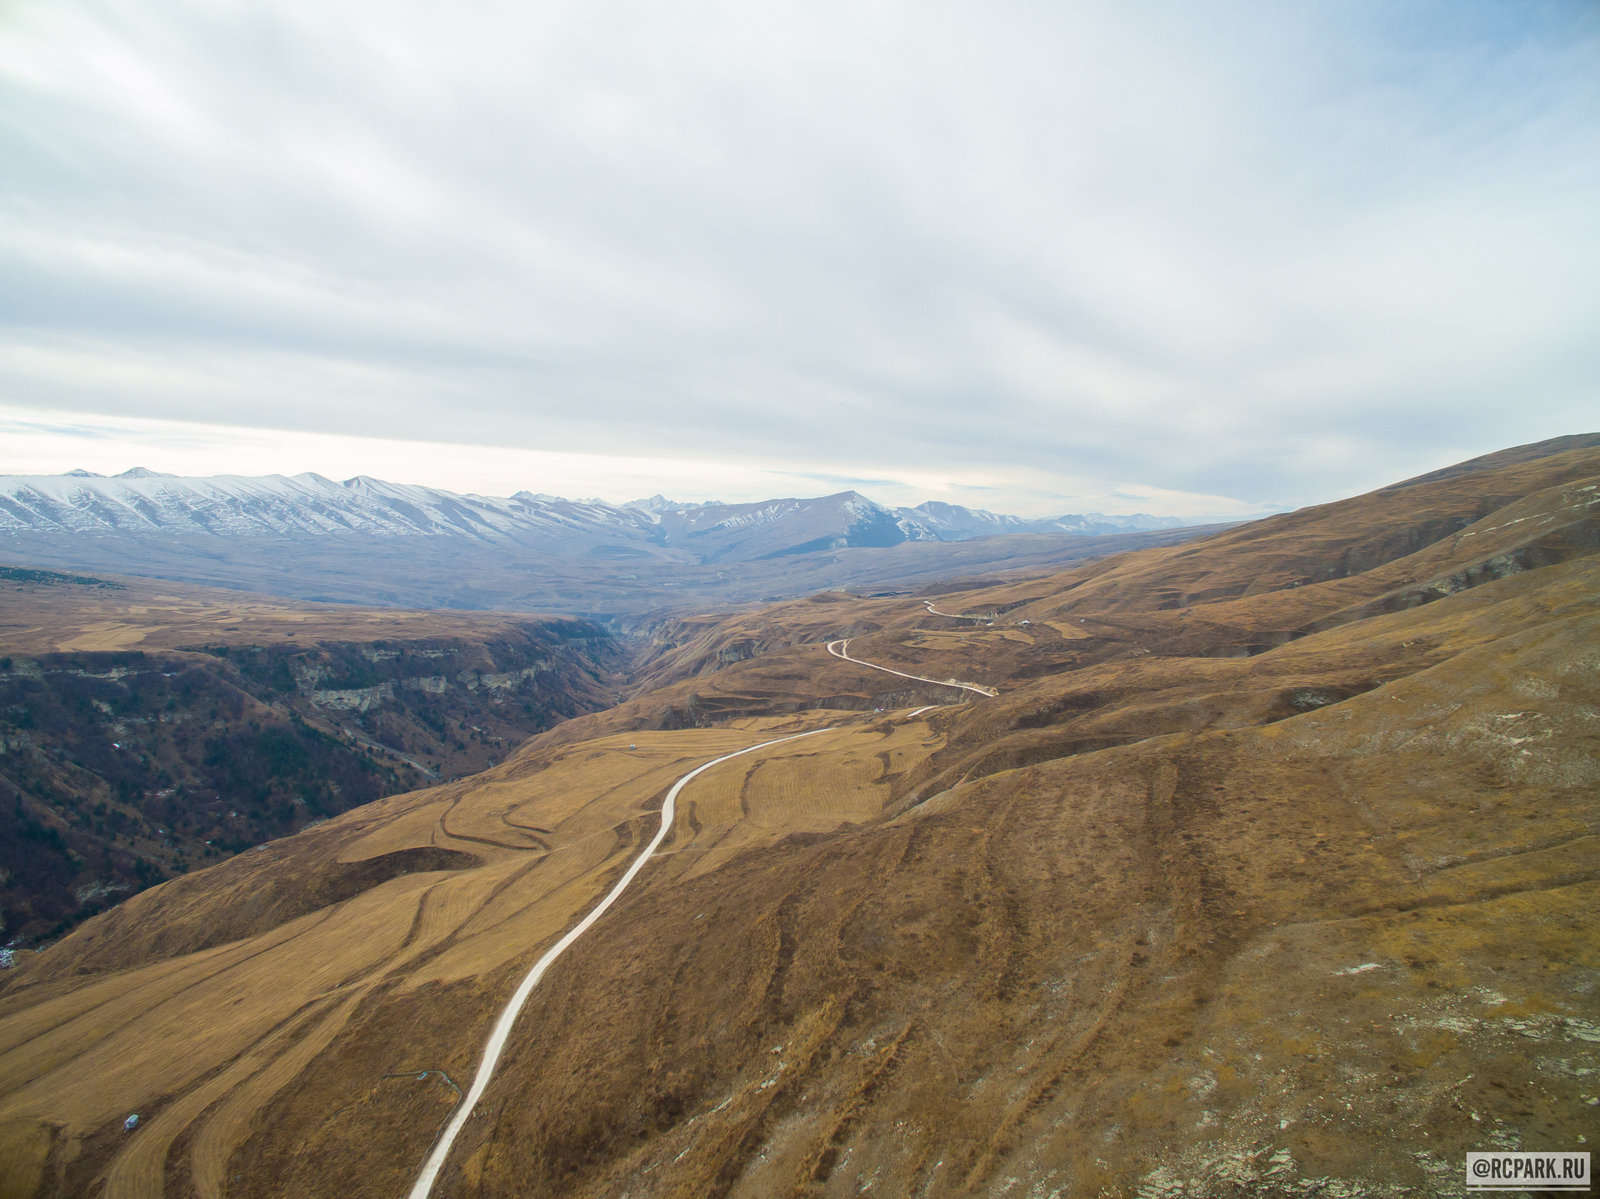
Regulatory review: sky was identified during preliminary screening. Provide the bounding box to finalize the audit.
[1,0,1597,518]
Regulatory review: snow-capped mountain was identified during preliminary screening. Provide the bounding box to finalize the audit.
[0,469,634,543]
[0,470,1189,559]
[0,469,942,563]
[0,470,1223,613]
[898,501,1184,541]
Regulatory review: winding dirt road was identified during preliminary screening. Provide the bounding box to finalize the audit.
[408,726,836,1199]
[922,599,991,620]
[412,633,997,1195]
[825,638,999,697]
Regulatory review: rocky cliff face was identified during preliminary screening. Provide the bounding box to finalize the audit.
[1,436,1595,1199]
[0,620,617,947]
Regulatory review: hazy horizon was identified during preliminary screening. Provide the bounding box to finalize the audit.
[3,1,1597,518]
[0,458,1248,525]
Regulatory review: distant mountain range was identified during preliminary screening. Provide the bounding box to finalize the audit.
[0,470,1187,559]
[0,469,1225,615]
[901,500,1184,540]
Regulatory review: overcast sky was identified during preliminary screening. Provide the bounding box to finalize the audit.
[2,0,1597,517]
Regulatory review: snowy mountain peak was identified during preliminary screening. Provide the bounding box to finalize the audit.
[624,495,724,513]
[897,500,1184,541]
[0,471,1196,567]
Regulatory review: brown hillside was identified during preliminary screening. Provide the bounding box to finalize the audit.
[0,574,621,945]
[0,437,1595,1198]
[533,441,1600,749]
[0,569,604,656]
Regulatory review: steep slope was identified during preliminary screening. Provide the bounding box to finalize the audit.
[1378,430,1600,488]
[0,436,1595,1199]
[0,574,620,947]
[535,441,1600,748]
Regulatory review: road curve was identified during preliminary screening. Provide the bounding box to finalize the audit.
[408,726,836,1199]
[825,638,998,698]
[922,599,992,620]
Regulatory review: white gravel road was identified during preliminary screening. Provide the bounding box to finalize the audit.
[408,726,837,1199]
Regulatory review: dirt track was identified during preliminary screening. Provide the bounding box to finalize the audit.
[408,725,840,1198]
[825,637,999,696]
[1,439,1597,1198]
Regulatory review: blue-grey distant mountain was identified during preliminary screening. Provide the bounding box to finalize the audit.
[0,472,1185,557]
[0,471,1225,614]
[899,500,1184,541]
[0,472,942,561]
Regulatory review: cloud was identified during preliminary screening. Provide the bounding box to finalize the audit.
[1,0,1596,513]
[0,404,1278,518]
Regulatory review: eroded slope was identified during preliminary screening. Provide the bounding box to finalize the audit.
[0,575,619,945]
[0,438,1595,1198]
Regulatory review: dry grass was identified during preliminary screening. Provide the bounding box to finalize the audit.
[0,715,935,1196]
[0,443,1596,1198]
[1041,619,1093,639]
[0,571,583,656]
[669,718,943,880]
[903,628,1034,650]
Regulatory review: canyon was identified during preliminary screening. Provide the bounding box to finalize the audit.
[0,433,1595,1197]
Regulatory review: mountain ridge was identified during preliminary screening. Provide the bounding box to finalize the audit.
[1,435,1594,1198]
[0,471,1228,615]
[0,470,1197,554]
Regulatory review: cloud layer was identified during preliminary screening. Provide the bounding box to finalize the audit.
[2,0,1597,514]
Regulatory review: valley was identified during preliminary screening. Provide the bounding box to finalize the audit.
[0,434,1596,1198]
[0,475,1230,617]
[0,575,620,947]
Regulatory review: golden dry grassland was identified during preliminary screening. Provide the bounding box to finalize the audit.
[0,707,952,1196]
[0,571,577,656]
[1,440,1596,1198]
